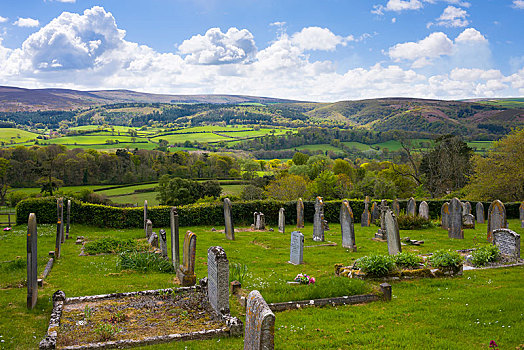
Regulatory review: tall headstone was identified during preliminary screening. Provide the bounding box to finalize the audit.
[289,231,304,265]
[255,212,265,230]
[66,199,71,239]
[384,209,401,255]
[448,198,464,239]
[170,207,180,270]
[296,198,304,228]
[371,202,380,222]
[223,198,235,240]
[441,202,450,230]
[278,208,285,234]
[143,200,148,233]
[476,202,485,224]
[407,197,416,216]
[207,246,230,315]
[519,202,524,228]
[54,198,63,259]
[59,198,64,244]
[340,200,356,251]
[177,231,197,286]
[244,290,275,350]
[313,197,324,242]
[464,202,472,215]
[487,200,507,242]
[145,219,153,240]
[361,196,371,227]
[375,200,388,240]
[159,229,168,258]
[418,201,429,220]
[392,199,400,216]
[27,213,38,309]
[492,229,520,259]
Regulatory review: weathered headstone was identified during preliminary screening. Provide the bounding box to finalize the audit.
[385,209,401,255]
[289,231,304,265]
[170,207,180,270]
[255,212,265,230]
[463,214,475,229]
[361,196,371,227]
[464,202,472,215]
[278,208,285,234]
[476,202,485,224]
[59,198,64,244]
[223,198,235,240]
[392,199,400,216]
[441,202,450,230]
[66,199,71,239]
[448,197,464,239]
[54,198,63,259]
[492,228,520,259]
[148,232,158,248]
[244,290,275,350]
[177,231,197,286]
[27,213,38,309]
[371,202,380,222]
[418,201,429,220]
[145,219,153,240]
[407,197,416,216]
[313,196,324,242]
[487,200,507,242]
[520,202,524,228]
[296,198,304,228]
[143,200,148,233]
[375,200,388,240]
[207,246,230,315]
[340,200,356,251]
[159,229,168,258]
[322,217,330,231]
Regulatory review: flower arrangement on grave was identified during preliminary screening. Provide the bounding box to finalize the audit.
[294,273,315,285]
[3,227,11,231]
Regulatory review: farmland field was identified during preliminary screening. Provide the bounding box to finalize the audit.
[287,144,345,154]
[0,128,40,144]
[152,133,234,143]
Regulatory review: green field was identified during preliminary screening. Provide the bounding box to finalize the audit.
[287,144,345,154]
[152,133,234,144]
[0,128,40,144]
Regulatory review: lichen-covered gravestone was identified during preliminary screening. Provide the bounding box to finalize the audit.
[244,290,275,350]
[289,231,304,265]
[340,200,356,251]
[255,212,265,230]
[520,202,524,228]
[371,202,380,222]
[296,198,304,228]
[392,199,400,216]
[278,208,285,234]
[487,200,507,242]
[159,229,168,258]
[385,209,401,255]
[54,198,63,259]
[361,196,371,227]
[492,229,520,259]
[27,213,38,309]
[313,196,324,242]
[476,202,485,224]
[448,197,464,239]
[463,214,475,229]
[464,202,472,215]
[170,207,180,269]
[223,198,235,240]
[59,198,65,244]
[207,246,230,315]
[407,197,416,216]
[66,199,71,239]
[441,202,450,230]
[418,201,429,220]
[146,219,153,240]
[177,231,197,286]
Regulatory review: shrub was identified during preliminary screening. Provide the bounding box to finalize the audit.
[394,252,422,269]
[470,245,500,267]
[7,191,28,207]
[355,254,395,277]
[84,238,150,255]
[396,214,432,230]
[429,250,463,270]
[117,251,174,273]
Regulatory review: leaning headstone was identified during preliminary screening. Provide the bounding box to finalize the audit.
[148,232,158,248]
[487,200,507,242]
[476,202,485,224]
[170,207,180,270]
[392,199,400,216]
[223,198,235,240]
[313,196,325,241]
[54,199,63,259]
[340,200,356,251]
[159,229,168,258]
[385,209,401,255]
[289,231,304,265]
[207,246,230,315]
[448,198,464,239]
[177,231,197,286]
[244,290,275,350]
[296,198,304,228]
[441,202,450,230]
[492,229,520,259]
[27,213,38,309]
[407,197,416,216]
[464,202,472,215]
[418,201,429,220]
[145,219,153,240]
[143,200,148,233]
[463,214,475,229]
[361,196,371,227]
[66,199,71,239]
[520,202,524,228]
[278,208,285,234]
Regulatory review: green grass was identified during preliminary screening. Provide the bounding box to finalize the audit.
[286,144,345,154]
[341,141,373,151]
[152,133,234,144]
[221,184,246,196]
[43,135,145,145]
[0,128,40,144]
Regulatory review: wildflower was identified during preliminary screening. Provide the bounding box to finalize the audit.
[489,340,498,349]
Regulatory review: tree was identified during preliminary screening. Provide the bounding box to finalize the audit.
[292,152,309,165]
[0,158,10,205]
[156,175,202,206]
[307,170,338,199]
[465,128,524,201]
[241,185,266,200]
[266,174,309,201]
[200,180,222,198]
[37,176,63,196]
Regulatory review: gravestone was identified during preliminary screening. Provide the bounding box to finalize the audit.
[448,197,464,239]
[255,212,265,230]
[476,202,485,224]
[487,200,507,242]
[207,246,230,315]
[148,232,158,248]
[392,199,400,216]
[159,229,168,258]
[177,231,197,286]
[340,200,356,251]
[278,208,285,234]
[289,231,304,265]
[407,197,416,216]
[27,213,38,309]
[361,196,371,227]
[223,198,235,240]
[418,201,429,220]
[322,217,330,231]
[464,202,472,215]
[66,199,71,239]
[492,229,520,259]
[59,198,64,244]
[441,202,450,230]
[385,209,401,255]
[296,198,304,228]
[313,196,324,242]
[371,202,380,222]
[463,214,475,229]
[143,200,148,233]
[375,200,388,240]
[54,198,63,259]
[170,207,180,269]
[145,219,153,240]
[244,290,275,350]
[520,202,524,228]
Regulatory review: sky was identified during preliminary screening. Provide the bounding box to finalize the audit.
[0,0,523,102]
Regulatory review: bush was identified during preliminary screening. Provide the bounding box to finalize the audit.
[355,254,395,277]
[394,252,422,269]
[7,191,28,207]
[84,238,150,255]
[396,214,432,230]
[117,251,174,273]
[429,250,463,270]
[240,185,266,200]
[470,245,500,267]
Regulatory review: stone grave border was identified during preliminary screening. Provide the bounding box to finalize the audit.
[39,284,242,350]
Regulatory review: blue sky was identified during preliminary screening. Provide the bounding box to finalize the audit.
[0,0,523,101]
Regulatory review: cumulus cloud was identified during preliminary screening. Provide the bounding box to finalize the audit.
[0,16,8,23]
[429,6,469,28]
[291,27,353,51]
[455,28,487,43]
[373,0,470,14]
[13,17,40,27]
[513,0,524,9]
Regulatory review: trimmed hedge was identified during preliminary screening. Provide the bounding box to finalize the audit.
[15,196,523,229]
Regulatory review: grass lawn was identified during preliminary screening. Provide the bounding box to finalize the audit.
[0,216,522,349]
[342,142,373,151]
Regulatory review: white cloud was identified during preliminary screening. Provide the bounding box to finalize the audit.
[455,28,487,43]
[513,0,524,9]
[13,17,40,28]
[0,16,8,23]
[388,32,453,64]
[430,6,469,27]
[373,0,470,14]
[291,27,353,51]
[52,0,77,3]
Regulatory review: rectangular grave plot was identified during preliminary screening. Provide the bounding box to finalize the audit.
[42,286,241,350]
